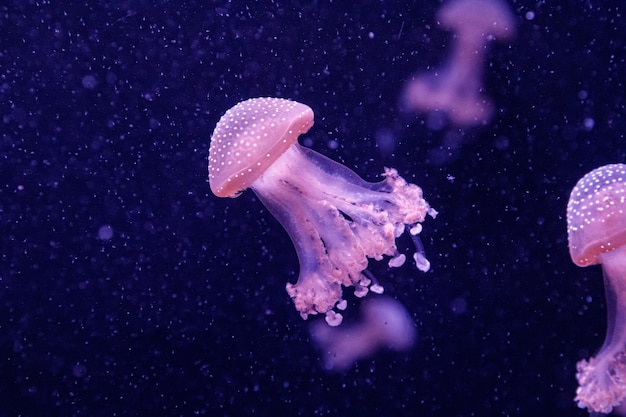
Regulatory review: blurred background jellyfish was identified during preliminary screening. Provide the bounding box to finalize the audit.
[567,163,626,414]
[208,97,435,326]
[310,296,417,371]
[402,0,516,127]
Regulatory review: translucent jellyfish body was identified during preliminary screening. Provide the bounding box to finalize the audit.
[567,163,626,414]
[310,297,416,371]
[209,97,435,326]
[402,0,516,127]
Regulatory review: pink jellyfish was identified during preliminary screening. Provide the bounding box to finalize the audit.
[402,0,516,127]
[567,163,626,414]
[209,97,435,326]
[310,297,416,371]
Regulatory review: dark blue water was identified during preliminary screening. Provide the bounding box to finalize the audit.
[1,1,625,416]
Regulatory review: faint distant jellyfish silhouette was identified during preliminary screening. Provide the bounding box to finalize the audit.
[402,0,516,127]
[208,97,434,326]
[310,297,416,371]
[567,163,626,414]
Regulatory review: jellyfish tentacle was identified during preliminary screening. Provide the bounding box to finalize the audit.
[251,144,431,324]
[575,246,626,414]
[254,173,345,318]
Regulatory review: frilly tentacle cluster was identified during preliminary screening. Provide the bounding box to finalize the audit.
[575,350,626,414]
[284,167,431,325]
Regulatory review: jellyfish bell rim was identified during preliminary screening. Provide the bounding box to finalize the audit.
[208,97,315,198]
[568,238,603,268]
[438,0,517,39]
[568,219,626,267]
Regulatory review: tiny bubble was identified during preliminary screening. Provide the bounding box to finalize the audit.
[81,75,97,89]
[73,363,88,378]
[98,225,114,241]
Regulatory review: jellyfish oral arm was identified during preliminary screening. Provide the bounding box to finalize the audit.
[250,143,431,325]
[575,246,626,414]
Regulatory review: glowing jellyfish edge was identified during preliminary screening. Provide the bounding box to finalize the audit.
[567,163,626,414]
[209,97,435,326]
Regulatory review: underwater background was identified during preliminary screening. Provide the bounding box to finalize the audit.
[1,1,625,416]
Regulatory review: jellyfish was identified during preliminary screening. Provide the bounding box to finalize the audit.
[310,296,416,371]
[208,97,435,326]
[402,0,516,127]
[567,163,626,414]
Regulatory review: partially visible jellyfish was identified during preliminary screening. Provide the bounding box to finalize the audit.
[402,0,516,127]
[567,163,626,414]
[209,98,436,326]
[310,296,416,371]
